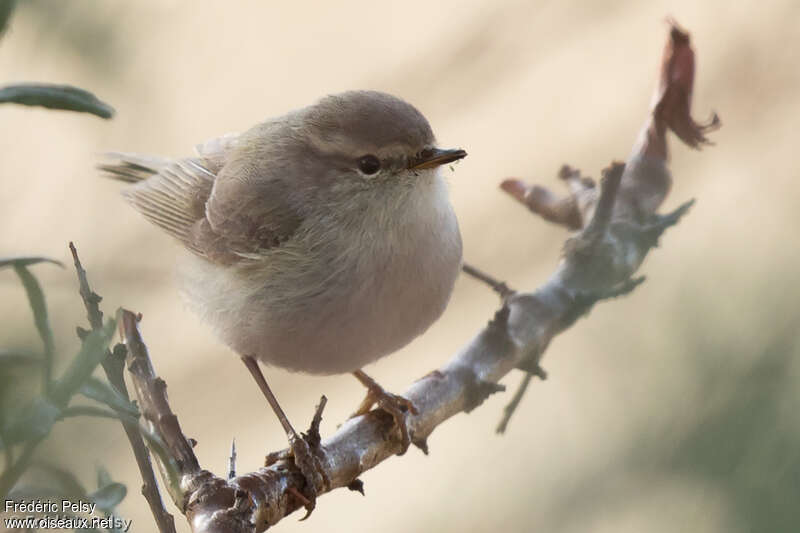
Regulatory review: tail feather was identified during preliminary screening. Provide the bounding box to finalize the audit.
[98,152,171,183]
[100,153,216,256]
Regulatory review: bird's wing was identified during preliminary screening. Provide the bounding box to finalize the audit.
[200,156,305,264]
[102,134,304,265]
[102,154,216,257]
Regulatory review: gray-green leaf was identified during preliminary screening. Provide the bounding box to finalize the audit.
[79,376,139,416]
[50,319,117,407]
[0,256,63,270]
[3,397,61,445]
[32,462,88,500]
[96,465,112,489]
[89,482,127,511]
[0,0,16,38]
[0,83,114,119]
[12,264,55,387]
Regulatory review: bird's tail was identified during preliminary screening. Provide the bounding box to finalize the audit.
[97,152,171,183]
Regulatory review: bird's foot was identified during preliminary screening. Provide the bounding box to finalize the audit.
[351,370,418,455]
[264,396,329,520]
[286,433,326,519]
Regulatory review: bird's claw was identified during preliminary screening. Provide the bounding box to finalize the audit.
[288,433,327,520]
[353,383,419,455]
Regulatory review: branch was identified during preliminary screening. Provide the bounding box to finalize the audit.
[69,243,177,533]
[118,311,199,501]
[461,262,515,300]
[110,20,719,533]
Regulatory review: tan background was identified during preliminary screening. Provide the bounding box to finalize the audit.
[2,0,799,531]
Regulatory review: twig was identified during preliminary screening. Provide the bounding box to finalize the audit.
[582,162,624,240]
[59,405,136,422]
[118,309,200,503]
[496,372,533,434]
[462,262,515,300]
[69,243,176,533]
[69,243,103,330]
[305,396,327,448]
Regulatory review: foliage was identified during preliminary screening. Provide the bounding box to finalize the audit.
[0,3,127,530]
[0,258,134,529]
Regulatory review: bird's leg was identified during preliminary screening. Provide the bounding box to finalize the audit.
[351,369,418,455]
[241,356,326,513]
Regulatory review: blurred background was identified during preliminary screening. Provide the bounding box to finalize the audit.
[1,0,799,531]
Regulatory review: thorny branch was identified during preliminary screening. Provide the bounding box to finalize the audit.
[69,243,177,533]
[103,20,718,533]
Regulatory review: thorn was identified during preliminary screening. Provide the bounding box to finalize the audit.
[642,198,696,246]
[421,369,444,382]
[111,343,127,359]
[517,359,548,380]
[462,263,516,301]
[488,304,511,332]
[581,161,625,243]
[411,435,429,455]
[228,438,236,480]
[569,276,647,320]
[496,372,535,434]
[302,396,327,449]
[464,378,506,413]
[347,479,365,495]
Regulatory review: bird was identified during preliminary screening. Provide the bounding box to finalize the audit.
[101,90,467,502]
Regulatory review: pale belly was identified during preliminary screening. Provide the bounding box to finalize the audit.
[180,176,462,374]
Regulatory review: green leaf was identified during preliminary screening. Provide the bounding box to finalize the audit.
[59,405,139,426]
[12,264,56,390]
[88,482,127,511]
[79,376,139,416]
[0,0,16,38]
[32,462,88,500]
[3,397,61,445]
[96,465,112,489]
[0,256,63,270]
[0,83,114,119]
[50,319,117,407]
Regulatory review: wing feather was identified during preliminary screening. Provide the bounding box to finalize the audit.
[102,153,214,255]
[101,129,303,265]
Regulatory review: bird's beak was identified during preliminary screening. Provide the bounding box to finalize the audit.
[408,147,467,170]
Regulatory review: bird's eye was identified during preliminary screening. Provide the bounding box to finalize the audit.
[357,155,381,175]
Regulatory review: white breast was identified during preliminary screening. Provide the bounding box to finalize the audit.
[180,171,462,375]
